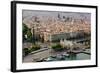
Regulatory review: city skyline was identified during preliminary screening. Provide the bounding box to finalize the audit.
[22,10,91,22]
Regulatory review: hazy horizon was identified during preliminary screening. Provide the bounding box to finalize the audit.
[22,10,91,22]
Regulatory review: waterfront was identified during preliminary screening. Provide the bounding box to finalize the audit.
[45,52,90,62]
[23,48,90,62]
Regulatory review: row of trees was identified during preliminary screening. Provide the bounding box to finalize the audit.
[23,44,40,56]
[23,23,44,56]
[23,43,65,56]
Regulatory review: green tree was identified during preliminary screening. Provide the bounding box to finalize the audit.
[23,23,28,41]
[30,44,40,52]
[23,48,30,56]
[52,44,64,51]
[22,23,32,42]
[27,29,32,42]
[23,23,28,35]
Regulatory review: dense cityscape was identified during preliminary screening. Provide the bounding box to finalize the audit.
[22,10,91,63]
